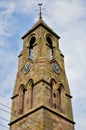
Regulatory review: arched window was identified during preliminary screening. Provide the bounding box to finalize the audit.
[50,82,53,107]
[29,36,36,60]
[57,83,63,112]
[18,85,26,114]
[28,79,34,109]
[46,36,53,59]
[50,79,56,107]
[31,82,34,108]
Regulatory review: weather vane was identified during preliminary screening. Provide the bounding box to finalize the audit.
[38,3,45,19]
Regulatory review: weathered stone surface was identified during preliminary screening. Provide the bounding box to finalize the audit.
[9,18,75,130]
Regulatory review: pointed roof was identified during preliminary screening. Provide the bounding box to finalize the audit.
[22,18,60,39]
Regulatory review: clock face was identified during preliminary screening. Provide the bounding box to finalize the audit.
[52,63,61,74]
[23,63,30,74]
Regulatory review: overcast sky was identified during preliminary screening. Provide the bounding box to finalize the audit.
[0,0,86,130]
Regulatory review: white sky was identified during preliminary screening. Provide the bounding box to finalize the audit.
[0,0,86,130]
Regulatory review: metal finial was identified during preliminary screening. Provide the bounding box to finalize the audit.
[38,3,43,19]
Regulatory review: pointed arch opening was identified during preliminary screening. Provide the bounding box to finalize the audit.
[18,84,26,114]
[29,36,36,60]
[28,79,34,108]
[57,83,64,112]
[50,78,56,108]
[46,35,53,60]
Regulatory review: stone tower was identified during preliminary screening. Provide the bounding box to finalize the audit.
[9,16,75,130]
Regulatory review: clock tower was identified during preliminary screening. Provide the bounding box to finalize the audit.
[9,15,75,130]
